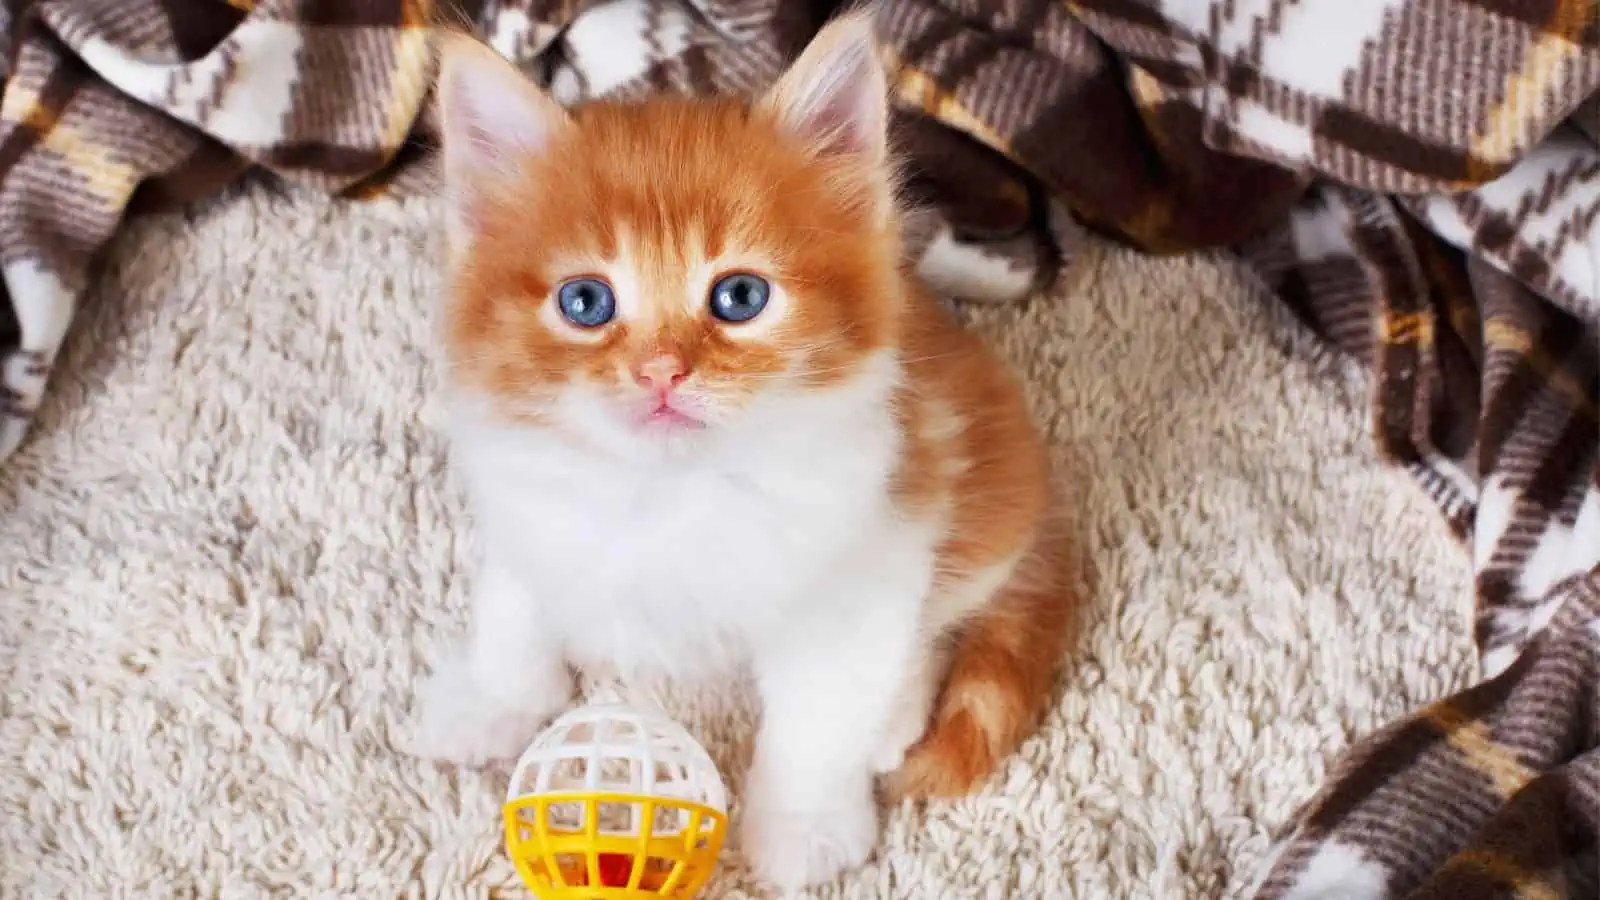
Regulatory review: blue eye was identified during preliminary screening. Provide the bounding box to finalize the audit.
[556,278,616,328]
[708,273,771,323]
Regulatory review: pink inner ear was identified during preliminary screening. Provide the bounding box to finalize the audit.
[438,46,561,183]
[461,120,504,164]
[809,100,870,158]
[776,29,886,162]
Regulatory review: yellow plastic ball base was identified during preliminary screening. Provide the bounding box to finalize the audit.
[504,791,728,899]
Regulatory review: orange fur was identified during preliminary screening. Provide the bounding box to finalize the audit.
[435,20,1079,799]
[884,296,1080,799]
[887,524,1080,798]
[439,63,903,419]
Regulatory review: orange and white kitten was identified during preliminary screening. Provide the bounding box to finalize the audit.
[413,13,1078,888]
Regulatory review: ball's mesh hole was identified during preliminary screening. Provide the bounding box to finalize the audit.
[640,856,677,888]
[594,756,635,791]
[545,801,584,832]
[514,805,540,841]
[651,805,688,837]
[552,852,584,879]
[595,801,636,835]
[548,756,589,791]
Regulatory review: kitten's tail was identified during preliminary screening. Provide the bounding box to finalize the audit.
[885,533,1080,799]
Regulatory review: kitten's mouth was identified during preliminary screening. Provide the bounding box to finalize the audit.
[638,401,706,430]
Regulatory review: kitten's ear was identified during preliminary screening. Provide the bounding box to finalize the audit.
[433,33,570,217]
[761,10,889,164]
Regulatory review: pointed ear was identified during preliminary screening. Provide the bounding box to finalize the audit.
[433,33,570,223]
[760,10,889,164]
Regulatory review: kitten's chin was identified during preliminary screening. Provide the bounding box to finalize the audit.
[624,410,714,456]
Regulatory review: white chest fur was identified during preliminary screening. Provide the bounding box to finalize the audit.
[446,377,905,681]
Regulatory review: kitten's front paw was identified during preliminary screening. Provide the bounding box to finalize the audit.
[408,654,568,766]
[869,703,931,775]
[739,786,878,889]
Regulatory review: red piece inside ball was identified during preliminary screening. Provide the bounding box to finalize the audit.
[597,853,633,887]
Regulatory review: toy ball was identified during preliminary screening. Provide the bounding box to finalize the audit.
[503,702,729,899]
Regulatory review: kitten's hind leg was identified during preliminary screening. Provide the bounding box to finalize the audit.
[408,555,573,766]
[740,539,933,889]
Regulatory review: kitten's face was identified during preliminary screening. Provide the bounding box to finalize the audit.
[435,21,900,453]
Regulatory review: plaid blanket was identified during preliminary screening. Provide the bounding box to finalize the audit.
[1,0,1597,896]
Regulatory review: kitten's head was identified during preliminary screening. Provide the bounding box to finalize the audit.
[434,12,905,453]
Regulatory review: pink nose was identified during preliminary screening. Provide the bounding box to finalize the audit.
[631,354,688,391]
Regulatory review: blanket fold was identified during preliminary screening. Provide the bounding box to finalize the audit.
[1253,567,1600,898]
[1,0,1597,895]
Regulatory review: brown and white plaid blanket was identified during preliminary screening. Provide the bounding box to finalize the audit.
[1,0,1596,895]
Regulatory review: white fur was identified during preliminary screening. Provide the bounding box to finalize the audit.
[412,350,953,888]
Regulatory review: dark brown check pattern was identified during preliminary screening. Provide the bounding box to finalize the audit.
[1,0,1597,896]
[0,0,438,457]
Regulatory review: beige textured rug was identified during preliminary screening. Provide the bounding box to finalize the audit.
[0,187,1479,899]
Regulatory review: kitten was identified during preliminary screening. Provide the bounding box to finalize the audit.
[413,12,1079,889]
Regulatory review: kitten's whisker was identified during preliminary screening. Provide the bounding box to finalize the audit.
[892,351,965,366]
[787,226,855,238]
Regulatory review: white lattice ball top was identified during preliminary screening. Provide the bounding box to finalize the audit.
[506,703,728,839]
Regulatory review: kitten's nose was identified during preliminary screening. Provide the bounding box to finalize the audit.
[631,354,688,392]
